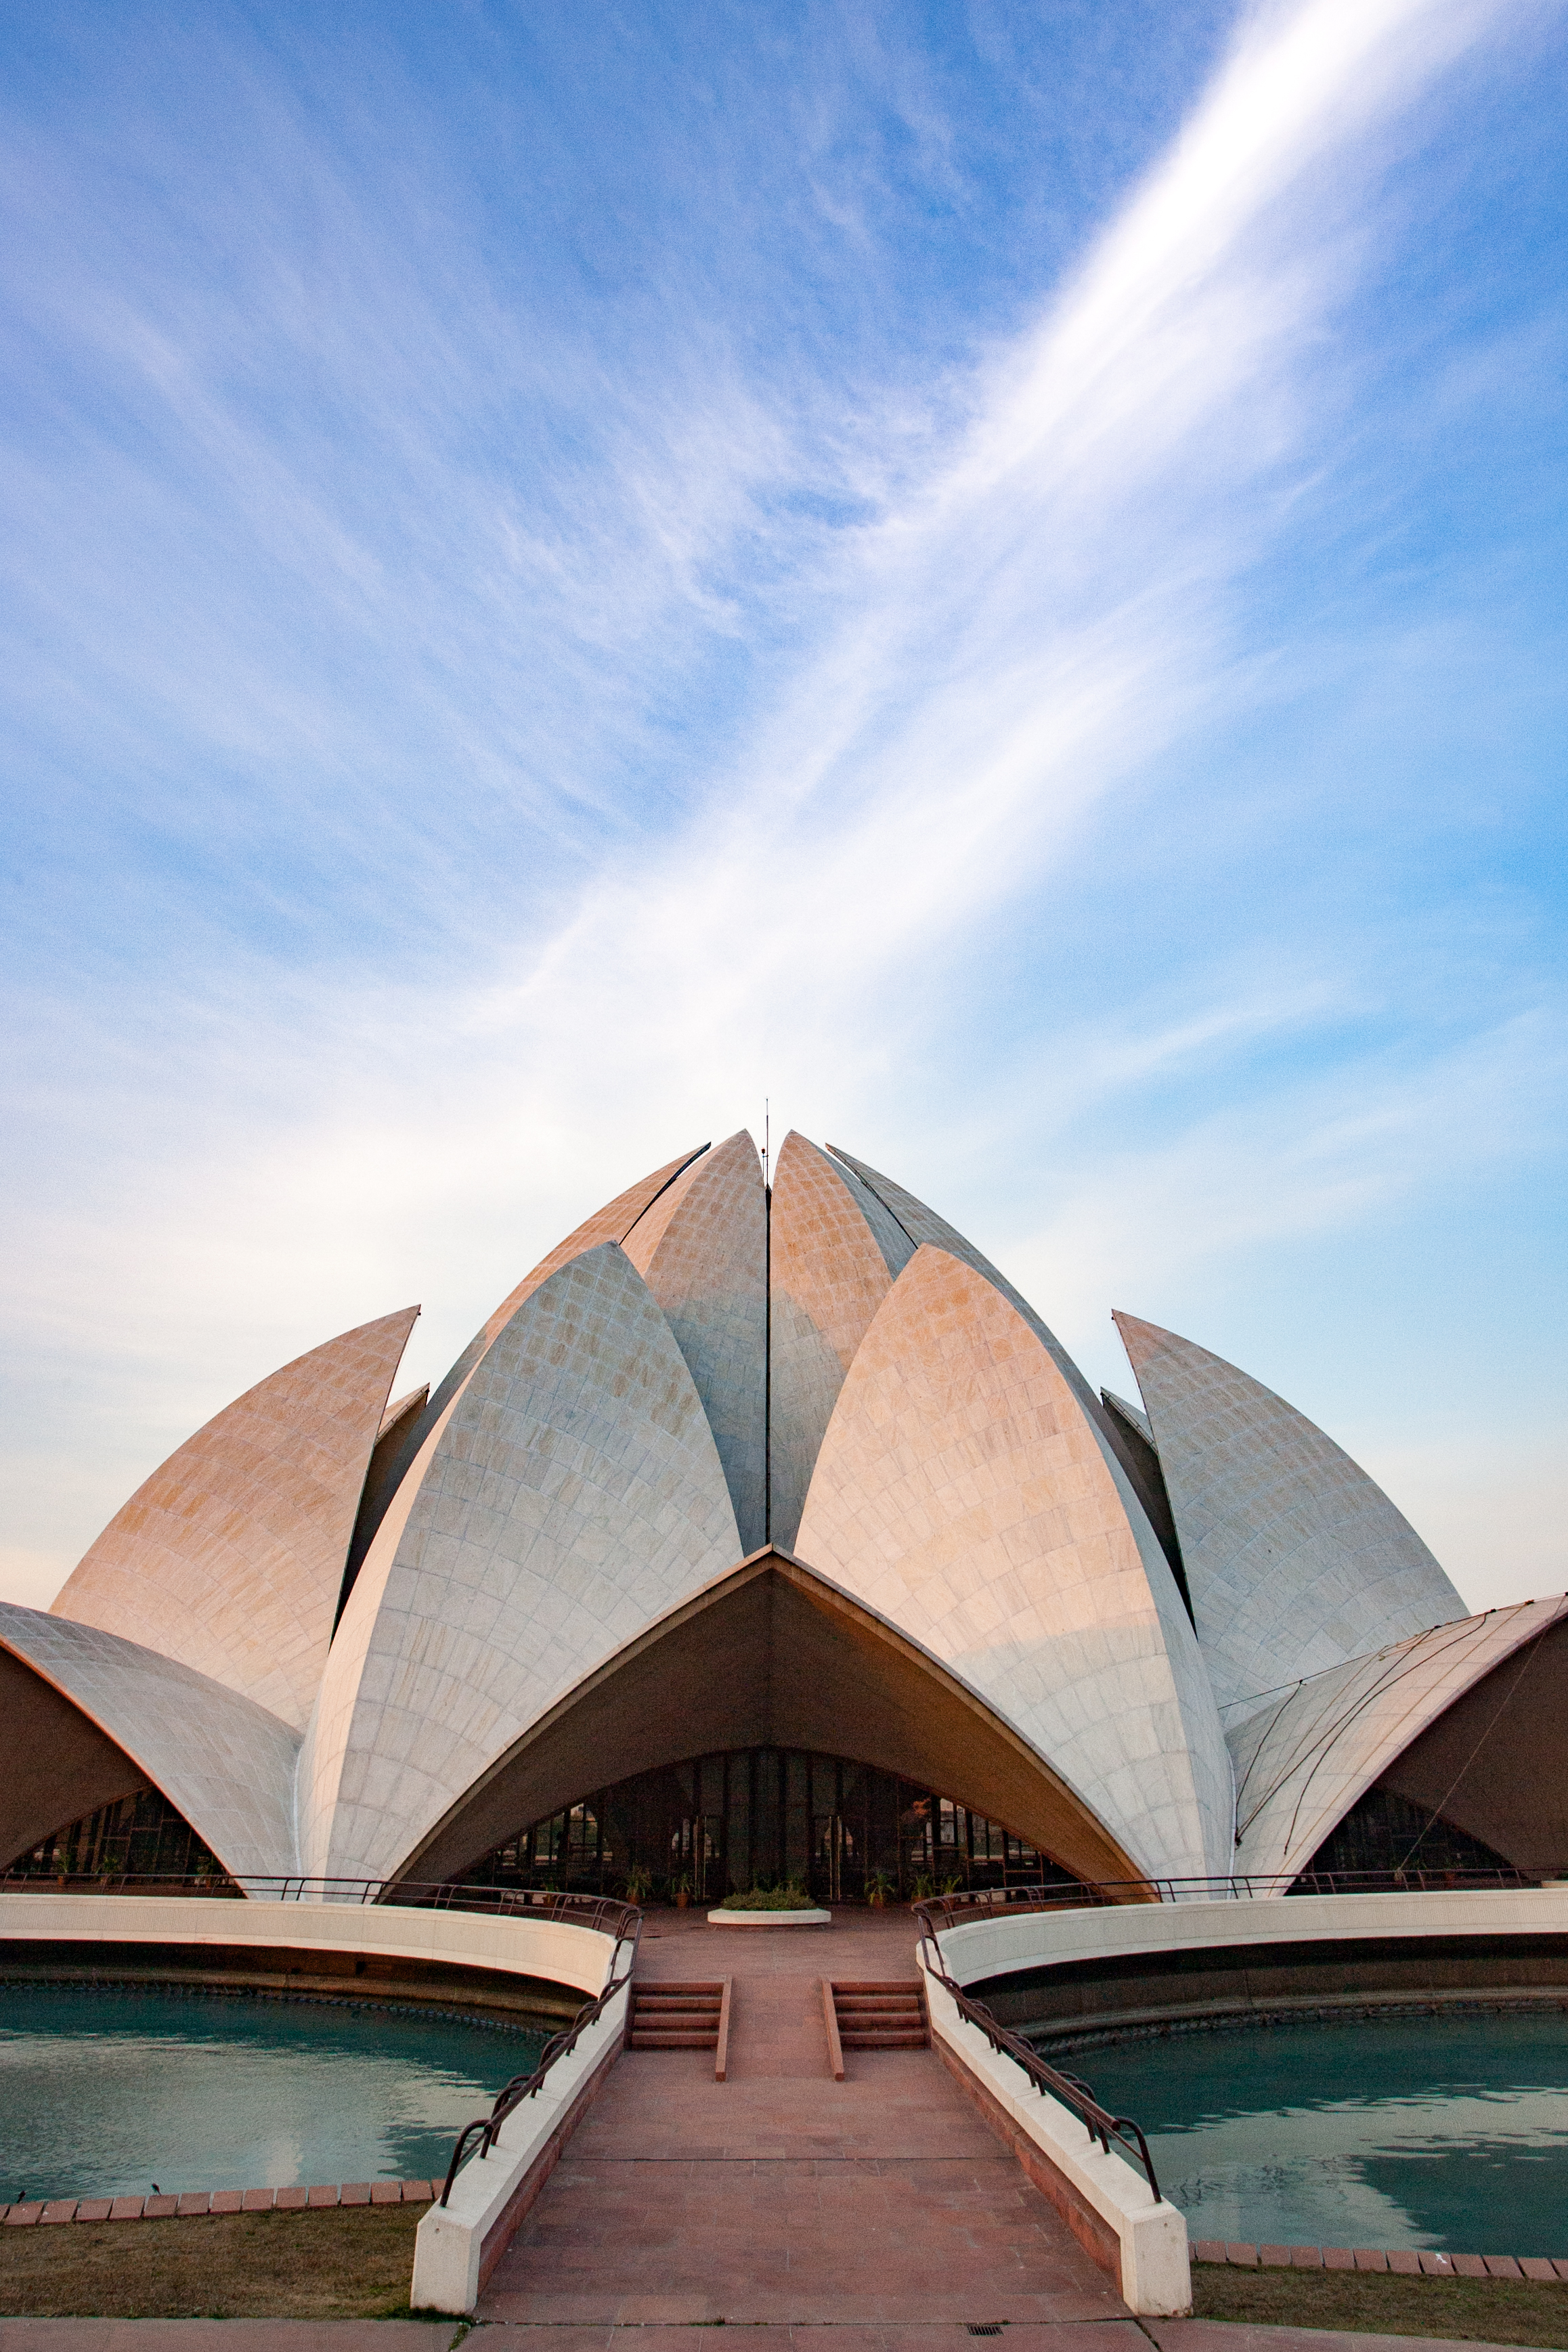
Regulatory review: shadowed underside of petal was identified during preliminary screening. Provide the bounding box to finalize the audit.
[52,1307,419,1731]
[0,1602,300,1881]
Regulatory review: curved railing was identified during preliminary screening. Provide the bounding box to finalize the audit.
[0,1871,640,1937]
[912,1898,1161,2202]
[912,1865,1540,1931]
[438,1908,642,2206]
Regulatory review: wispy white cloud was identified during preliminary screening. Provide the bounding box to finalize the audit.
[3,0,1561,1607]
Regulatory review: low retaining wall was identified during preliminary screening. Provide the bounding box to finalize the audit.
[916,1945,1190,2316]
[943,1887,1568,2045]
[0,1892,613,2026]
[410,1979,630,2314]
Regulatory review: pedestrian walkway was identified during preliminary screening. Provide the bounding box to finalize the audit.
[477,1907,1130,2328]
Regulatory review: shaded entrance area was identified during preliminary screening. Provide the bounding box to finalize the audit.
[462,1744,1066,1904]
[397,1549,1143,1896]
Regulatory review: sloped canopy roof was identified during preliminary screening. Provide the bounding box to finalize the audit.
[0,1603,299,1881]
[1229,1596,1568,1881]
[1115,1312,1466,1718]
[794,1243,1233,1881]
[52,1307,419,1730]
[397,1547,1148,1892]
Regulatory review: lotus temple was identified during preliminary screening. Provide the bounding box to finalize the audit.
[5,1127,1563,1904]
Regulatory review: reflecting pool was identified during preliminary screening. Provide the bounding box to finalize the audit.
[0,1983,548,2202]
[1063,2009,1568,2255]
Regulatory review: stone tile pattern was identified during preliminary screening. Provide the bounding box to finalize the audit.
[1229,1596,1568,1879]
[299,1244,742,1885]
[0,2182,435,2224]
[479,1905,1130,2328]
[51,1310,420,1731]
[0,1604,301,1879]
[793,1244,1232,1885]
[1190,2240,1568,2278]
[825,1146,1229,1873]
[768,1132,914,1553]
[1114,1313,1466,1722]
[624,1133,767,1556]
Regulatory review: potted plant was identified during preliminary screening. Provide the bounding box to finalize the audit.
[865,1871,894,1909]
[671,1872,693,1911]
[625,1865,654,1905]
[909,1869,935,1906]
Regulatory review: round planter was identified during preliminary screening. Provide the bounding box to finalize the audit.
[705,1907,831,1927]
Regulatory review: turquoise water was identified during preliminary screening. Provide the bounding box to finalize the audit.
[1063,2010,1568,2255]
[0,1983,548,2202]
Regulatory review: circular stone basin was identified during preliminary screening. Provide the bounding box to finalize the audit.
[0,1981,548,2203]
[706,1907,831,1926]
[1049,2007,1568,2257]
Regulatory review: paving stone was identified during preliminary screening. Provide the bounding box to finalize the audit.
[1484,2255,1524,2279]
[240,2189,274,2212]
[1418,2251,1455,2274]
[108,2198,145,2222]
[39,2202,77,2225]
[177,2192,211,2217]
[340,2183,372,2206]
[1288,2246,1321,2267]
[1388,2250,1421,2274]
[1191,2241,1226,2264]
[1322,2249,1354,2270]
[1225,2244,1258,2267]
[74,2201,112,2223]
[144,2197,178,2219]
[209,2191,244,2214]
[1259,2248,1292,2269]
[1520,2259,1559,2280]
[273,2187,308,2211]
[1353,2248,1387,2271]
[5,2206,43,2227]
[370,2181,402,2205]
[305,2186,339,2208]
[1452,2255,1488,2277]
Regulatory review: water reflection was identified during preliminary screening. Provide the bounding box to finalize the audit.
[1051,2010,1568,2254]
[0,1982,547,2201]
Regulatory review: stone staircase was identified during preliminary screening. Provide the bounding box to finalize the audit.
[626,1979,731,2078]
[823,1978,928,2077]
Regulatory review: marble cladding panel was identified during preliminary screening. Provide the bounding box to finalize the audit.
[1229,1596,1568,1879]
[768,1133,916,1553]
[624,1131,767,1556]
[1115,1313,1467,1720]
[308,1243,742,1885]
[793,1243,1232,1883]
[0,1603,301,1879]
[50,1309,419,1731]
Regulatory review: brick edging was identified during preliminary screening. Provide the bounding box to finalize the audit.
[1,2180,435,2226]
[1193,2240,1568,2282]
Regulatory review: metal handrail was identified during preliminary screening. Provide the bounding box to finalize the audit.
[0,1871,640,1937]
[912,1901,1162,2204]
[912,1865,1540,1930]
[437,1909,642,2206]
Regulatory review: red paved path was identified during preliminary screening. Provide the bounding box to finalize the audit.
[477,1907,1136,2330]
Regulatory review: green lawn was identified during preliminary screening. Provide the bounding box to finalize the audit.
[1193,2259,1568,2347]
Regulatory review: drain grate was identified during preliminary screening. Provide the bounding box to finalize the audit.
[967,2328,1004,2337]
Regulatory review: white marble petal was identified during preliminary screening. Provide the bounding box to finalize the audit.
[52,1309,419,1730]
[0,1603,300,1881]
[299,1243,742,1884]
[623,1131,767,1554]
[794,1244,1233,1883]
[1114,1313,1467,1720]
[768,1131,915,1552]
[1230,1598,1568,1881]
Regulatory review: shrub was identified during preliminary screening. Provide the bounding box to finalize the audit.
[714,1884,819,1911]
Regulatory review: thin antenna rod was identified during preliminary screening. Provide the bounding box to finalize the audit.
[763,1097,771,1547]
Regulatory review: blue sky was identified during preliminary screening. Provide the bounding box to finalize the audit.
[2,0,1564,1613]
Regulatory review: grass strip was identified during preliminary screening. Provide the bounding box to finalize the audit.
[1193,2259,1568,2347]
[0,2201,429,2319]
